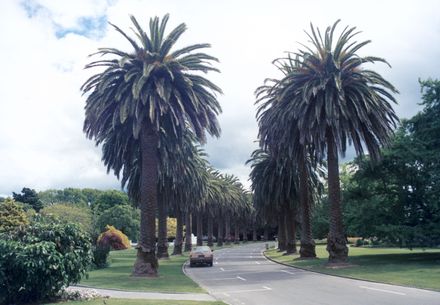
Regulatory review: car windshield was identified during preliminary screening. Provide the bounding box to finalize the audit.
[194,246,211,252]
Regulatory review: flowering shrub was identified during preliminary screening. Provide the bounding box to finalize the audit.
[98,225,130,250]
[58,287,104,301]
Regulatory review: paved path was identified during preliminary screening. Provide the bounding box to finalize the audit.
[68,285,216,301]
[184,243,440,305]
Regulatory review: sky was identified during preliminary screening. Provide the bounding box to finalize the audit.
[0,0,439,196]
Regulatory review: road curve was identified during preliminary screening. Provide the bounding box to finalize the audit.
[184,242,440,305]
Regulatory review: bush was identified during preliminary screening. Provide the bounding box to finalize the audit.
[0,198,28,232]
[95,205,139,241]
[92,244,110,269]
[0,218,92,305]
[97,225,130,250]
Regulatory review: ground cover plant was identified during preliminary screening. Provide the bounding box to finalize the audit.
[265,245,440,290]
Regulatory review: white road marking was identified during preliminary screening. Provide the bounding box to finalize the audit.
[280,270,295,275]
[237,276,247,281]
[223,292,230,297]
[205,277,239,281]
[359,286,406,296]
[222,287,272,294]
[220,267,225,271]
[255,261,261,264]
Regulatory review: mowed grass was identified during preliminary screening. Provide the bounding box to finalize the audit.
[45,298,226,305]
[81,248,203,293]
[265,245,440,290]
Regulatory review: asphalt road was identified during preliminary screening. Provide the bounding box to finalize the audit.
[184,242,440,305]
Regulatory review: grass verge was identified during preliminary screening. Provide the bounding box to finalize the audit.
[265,245,440,291]
[45,298,226,305]
[81,248,203,293]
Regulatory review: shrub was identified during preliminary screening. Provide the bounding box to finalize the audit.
[97,225,130,250]
[92,244,110,269]
[0,218,92,305]
[95,205,139,241]
[0,198,28,232]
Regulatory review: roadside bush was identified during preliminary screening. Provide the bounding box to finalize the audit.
[92,244,110,269]
[95,205,139,241]
[0,218,92,305]
[0,198,28,232]
[41,203,93,234]
[97,225,130,250]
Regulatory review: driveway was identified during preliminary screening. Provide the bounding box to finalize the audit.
[184,242,440,305]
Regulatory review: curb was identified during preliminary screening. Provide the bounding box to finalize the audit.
[262,250,440,293]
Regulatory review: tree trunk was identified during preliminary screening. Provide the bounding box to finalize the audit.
[242,228,248,243]
[133,125,159,277]
[326,131,348,263]
[299,157,316,258]
[234,221,240,244]
[196,211,203,246]
[225,214,231,245]
[157,201,169,259]
[207,215,214,247]
[263,225,269,242]
[277,213,287,251]
[172,208,183,255]
[184,212,192,252]
[217,216,224,247]
[285,205,297,254]
[252,225,257,242]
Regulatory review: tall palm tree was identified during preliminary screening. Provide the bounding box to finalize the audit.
[82,14,222,276]
[257,20,398,263]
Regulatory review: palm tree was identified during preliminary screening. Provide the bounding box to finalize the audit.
[82,14,222,276]
[257,20,398,263]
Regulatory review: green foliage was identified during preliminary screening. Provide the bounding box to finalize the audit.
[39,188,100,207]
[92,244,110,269]
[93,190,130,214]
[0,198,28,232]
[41,204,93,234]
[343,79,440,248]
[12,187,43,212]
[0,218,92,304]
[95,205,139,240]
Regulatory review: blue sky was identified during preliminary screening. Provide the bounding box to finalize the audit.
[1,0,439,195]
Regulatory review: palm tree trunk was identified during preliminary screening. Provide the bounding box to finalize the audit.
[299,157,316,258]
[326,131,348,263]
[234,221,240,244]
[225,214,231,245]
[133,125,159,277]
[242,228,248,243]
[196,211,203,246]
[285,205,297,254]
[157,201,169,259]
[172,208,183,255]
[207,215,214,247]
[184,212,192,252]
[263,225,268,242]
[252,225,257,242]
[277,213,287,251]
[217,216,224,247]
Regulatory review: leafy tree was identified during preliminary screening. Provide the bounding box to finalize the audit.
[0,198,29,232]
[93,190,130,214]
[343,79,440,247]
[257,21,398,263]
[12,187,43,212]
[95,205,140,241]
[40,204,93,234]
[81,14,221,276]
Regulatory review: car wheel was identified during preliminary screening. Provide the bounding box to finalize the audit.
[209,262,213,267]
[190,262,195,267]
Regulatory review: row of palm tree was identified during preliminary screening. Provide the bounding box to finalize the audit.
[252,20,398,263]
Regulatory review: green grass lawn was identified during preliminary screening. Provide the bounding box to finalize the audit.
[81,248,203,293]
[45,298,226,305]
[265,245,440,290]
[81,243,256,293]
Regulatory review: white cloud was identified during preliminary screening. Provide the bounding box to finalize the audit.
[0,0,439,194]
